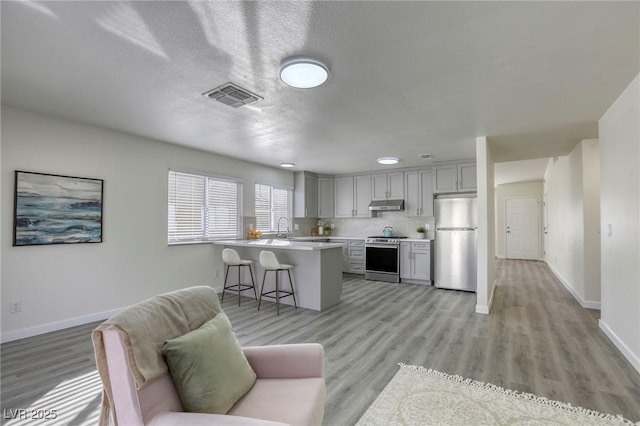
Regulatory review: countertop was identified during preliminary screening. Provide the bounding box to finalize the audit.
[289,236,433,242]
[213,239,345,251]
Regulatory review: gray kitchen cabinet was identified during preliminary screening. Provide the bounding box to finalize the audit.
[457,162,477,192]
[354,175,372,217]
[400,241,432,284]
[334,176,355,218]
[433,165,458,193]
[317,176,334,218]
[400,242,411,279]
[331,239,348,272]
[294,171,318,218]
[433,162,477,193]
[404,169,433,217]
[371,171,404,200]
[334,175,372,218]
[347,239,365,274]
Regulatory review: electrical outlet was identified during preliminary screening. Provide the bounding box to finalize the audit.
[294,223,299,231]
[10,299,22,313]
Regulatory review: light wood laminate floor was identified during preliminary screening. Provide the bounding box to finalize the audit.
[2,260,639,425]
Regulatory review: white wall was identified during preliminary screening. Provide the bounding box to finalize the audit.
[598,73,640,374]
[543,139,600,309]
[494,181,544,259]
[0,106,293,342]
[476,136,496,314]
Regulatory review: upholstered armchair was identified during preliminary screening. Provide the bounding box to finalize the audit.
[92,286,325,426]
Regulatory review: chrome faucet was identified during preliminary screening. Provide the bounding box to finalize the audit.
[277,217,290,239]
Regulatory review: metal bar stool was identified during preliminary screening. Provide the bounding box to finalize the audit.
[222,248,257,305]
[258,250,298,315]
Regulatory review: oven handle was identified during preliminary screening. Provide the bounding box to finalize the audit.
[365,244,399,249]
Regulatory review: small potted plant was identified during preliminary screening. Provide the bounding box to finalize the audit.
[416,226,426,239]
[317,219,327,235]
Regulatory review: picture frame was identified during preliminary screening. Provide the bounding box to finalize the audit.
[13,171,104,246]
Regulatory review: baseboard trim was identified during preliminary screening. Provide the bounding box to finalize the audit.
[599,319,640,375]
[0,307,122,344]
[475,304,489,314]
[475,279,497,315]
[546,262,601,309]
[487,279,496,311]
[1,286,226,344]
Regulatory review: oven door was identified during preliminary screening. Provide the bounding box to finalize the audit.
[365,245,399,274]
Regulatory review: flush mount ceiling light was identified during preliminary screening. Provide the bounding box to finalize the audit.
[377,157,399,165]
[280,57,329,89]
[280,162,295,168]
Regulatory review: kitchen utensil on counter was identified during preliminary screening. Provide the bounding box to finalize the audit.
[383,226,394,237]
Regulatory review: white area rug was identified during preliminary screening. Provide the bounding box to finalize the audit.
[356,364,637,425]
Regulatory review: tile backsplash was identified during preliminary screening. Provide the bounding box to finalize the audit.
[293,211,435,239]
[246,213,435,239]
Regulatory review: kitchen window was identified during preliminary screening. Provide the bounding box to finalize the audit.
[168,170,242,243]
[255,183,291,233]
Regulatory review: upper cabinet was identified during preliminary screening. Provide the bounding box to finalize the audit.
[335,175,372,218]
[457,162,477,192]
[317,177,334,218]
[294,172,318,218]
[433,162,477,193]
[405,169,434,217]
[371,171,404,200]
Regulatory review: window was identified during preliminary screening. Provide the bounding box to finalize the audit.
[255,183,291,232]
[168,170,242,243]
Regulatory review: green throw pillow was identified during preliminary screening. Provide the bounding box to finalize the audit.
[161,312,257,414]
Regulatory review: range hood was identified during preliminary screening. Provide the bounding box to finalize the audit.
[368,199,405,211]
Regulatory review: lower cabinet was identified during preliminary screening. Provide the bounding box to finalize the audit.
[331,239,348,272]
[400,241,432,284]
[347,240,365,274]
[330,239,365,274]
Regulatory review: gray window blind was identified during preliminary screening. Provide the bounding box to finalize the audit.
[255,183,291,232]
[168,171,241,243]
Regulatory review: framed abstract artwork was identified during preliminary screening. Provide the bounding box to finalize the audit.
[13,171,104,246]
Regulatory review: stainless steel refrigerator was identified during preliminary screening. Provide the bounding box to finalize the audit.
[435,194,477,292]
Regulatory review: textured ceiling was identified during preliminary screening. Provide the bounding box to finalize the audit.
[1,1,639,174]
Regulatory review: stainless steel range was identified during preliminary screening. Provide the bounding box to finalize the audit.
[365,236,407,283]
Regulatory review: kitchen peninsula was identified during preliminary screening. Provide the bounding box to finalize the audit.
[213,239,344,311]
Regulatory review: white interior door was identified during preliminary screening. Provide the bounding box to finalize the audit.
[506,197,540,260]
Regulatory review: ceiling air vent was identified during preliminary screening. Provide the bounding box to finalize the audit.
[202,82,263,108]
[419,153,433,159]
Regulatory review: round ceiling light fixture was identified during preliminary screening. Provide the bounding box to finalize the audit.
[280,162,295,168]
[280,56,329,89]
[377,157,400,165]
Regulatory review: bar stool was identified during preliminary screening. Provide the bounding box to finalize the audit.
[222,248,257,306]
[258,250,298,315]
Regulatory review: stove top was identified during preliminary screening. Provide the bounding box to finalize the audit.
[366,236,407,245]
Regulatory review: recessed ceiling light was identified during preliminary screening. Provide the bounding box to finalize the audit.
[377,157,399,165]
[280,57,329,89]
[280,162,295,168]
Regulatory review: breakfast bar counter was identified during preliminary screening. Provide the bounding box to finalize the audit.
[213,239,343,311]
[214,239,345,251]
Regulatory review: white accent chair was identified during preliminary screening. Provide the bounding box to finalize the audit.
[93,287,325,426]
